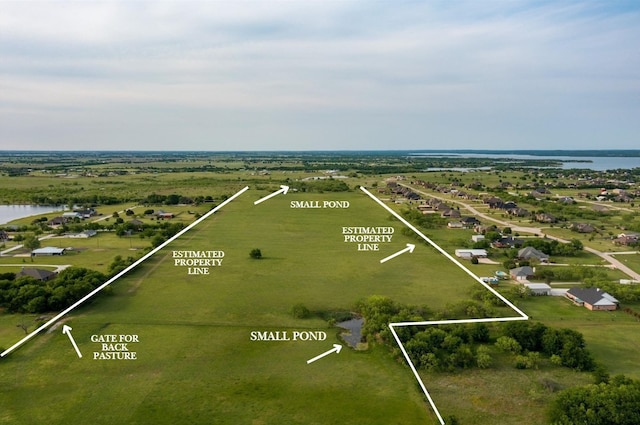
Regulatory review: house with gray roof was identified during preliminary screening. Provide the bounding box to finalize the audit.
[510,266,535,281]
[518,246,550,263]
[17,267,56,282]
[565,287,619,311]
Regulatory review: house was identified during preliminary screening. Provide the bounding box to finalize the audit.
[518,246,550,263]
[524,282,552,296]
[493,236,524,249]
[62,212,82,219]
[507,207,530,217]
[31,247,66,256]
[441,209,461,218]
[535,213,557,224]
[73,208,97,218]
[47,217,68,226]
[565,287,619,311]
[16,267,56,282]
[510,266,535,281]
[156,210,175,219]
[558,196,574,204]
[471,235,485,243]
[460,216,480,227]
[614,235,639,246]
[455,249,488,259]
[447,222,464,229]
[571,223,596,233]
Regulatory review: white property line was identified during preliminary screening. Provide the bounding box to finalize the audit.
[360,186,529,425]
[1,186,250,358]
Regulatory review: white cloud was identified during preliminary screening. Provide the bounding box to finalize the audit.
[0,1,639,150]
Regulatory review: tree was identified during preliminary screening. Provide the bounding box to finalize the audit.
[249,248,262,259]
[23,235,41,252]
[291,303,310,319]
[548,375,640,425]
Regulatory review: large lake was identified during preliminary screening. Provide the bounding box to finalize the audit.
[411,153,640,171]
[0,205,65,225]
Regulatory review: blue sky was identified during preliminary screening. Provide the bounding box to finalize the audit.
[1,1,638,151]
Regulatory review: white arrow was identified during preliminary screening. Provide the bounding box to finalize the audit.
[380,243,416,264]
[62,325,82,358]
[306,344,342,364]
[253,185,289,205]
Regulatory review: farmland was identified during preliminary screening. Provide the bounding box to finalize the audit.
[1,151,640,425]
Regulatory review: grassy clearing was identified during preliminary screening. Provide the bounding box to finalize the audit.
[423,354,593,425]
[513,295,640,379]
[4,190,483,425]
[612,252,640,275]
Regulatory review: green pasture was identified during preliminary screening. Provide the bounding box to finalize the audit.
[514,296,640,379]
[2,189,493,425]
[422,351,593,425]
[612,252,640,275]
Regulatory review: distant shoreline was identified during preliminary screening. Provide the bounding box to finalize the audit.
[1,149,639,157]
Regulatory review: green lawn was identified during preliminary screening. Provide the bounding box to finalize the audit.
[612,252,640,276]
[2,185,638,425]
[3,189,479,425]
[513,295,640,379]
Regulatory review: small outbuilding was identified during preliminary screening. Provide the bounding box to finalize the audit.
[524,282,551,296]
[455,249,488,259]
[31,247,66,256]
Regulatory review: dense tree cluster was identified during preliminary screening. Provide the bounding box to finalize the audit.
[401,209,447,230]
[583,278,640,303]
[288,179,350,193]
[143,193,193,205]
[521,238,584,257]
[549,375,640,425]
[355,296,595,373]
[0,268,107,314]
[501,321,595,371]
[405,323,491,371]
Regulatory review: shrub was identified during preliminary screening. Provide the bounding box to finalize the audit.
[249,248,262,259]
[291,303,310,319]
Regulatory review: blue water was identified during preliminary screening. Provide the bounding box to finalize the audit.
[0,205,65,225]
[411,153,640,171]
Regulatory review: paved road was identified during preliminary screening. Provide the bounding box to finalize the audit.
[0,264,71,273]
[402,183,640,281]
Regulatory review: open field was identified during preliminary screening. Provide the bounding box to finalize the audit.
[512,295,640,379]
[422,352,593,425]
[2,156,640,425]
[612,252,640,275]
[1,189,495,425]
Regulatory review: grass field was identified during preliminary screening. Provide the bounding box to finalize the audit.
[2,189,493,425]
[512,295,640,379]
[2,183,638,425]
[612,252,640,275]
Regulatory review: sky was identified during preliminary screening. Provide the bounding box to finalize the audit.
[1,1,639,151]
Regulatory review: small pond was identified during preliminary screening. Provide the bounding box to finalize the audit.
[336,317,364,349]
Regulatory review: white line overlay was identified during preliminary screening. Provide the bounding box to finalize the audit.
[360,186,528,425]
[1,186,250,358]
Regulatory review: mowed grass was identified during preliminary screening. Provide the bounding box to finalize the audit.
[612,252,640,275]
[514,295,640,379]
[0,189,493,425]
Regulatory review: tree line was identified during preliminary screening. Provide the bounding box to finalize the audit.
[0,268,107,314]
